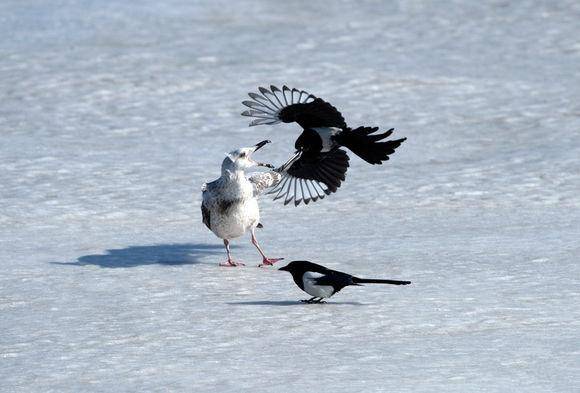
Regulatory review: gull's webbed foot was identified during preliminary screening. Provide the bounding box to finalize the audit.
[258,257,284,267]
[219,260,245,267]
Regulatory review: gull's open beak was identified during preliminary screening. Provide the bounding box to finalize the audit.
[253,140,274,168]
[253,140,271,151]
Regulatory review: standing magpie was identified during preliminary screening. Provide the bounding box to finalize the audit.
[241,85,406,206]
[279,261,411,303]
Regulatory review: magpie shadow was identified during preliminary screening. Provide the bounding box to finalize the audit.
[52,243,225,268]
[228,300,367,306]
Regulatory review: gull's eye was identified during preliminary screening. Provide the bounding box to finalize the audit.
[239,152,247,158]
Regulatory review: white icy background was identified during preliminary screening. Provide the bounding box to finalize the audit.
[1,0,579,391]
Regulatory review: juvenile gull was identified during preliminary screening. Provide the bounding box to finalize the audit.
[201,140,284,267]
[241,85,406,206]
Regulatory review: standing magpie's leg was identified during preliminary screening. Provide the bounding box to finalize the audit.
[301,297,318,303]
[251,228,283,267]
[219,239,245,267]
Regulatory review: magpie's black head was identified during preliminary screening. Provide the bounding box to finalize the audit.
[279,260,325,274]
[279,260,301,273]
[278,263,292,272]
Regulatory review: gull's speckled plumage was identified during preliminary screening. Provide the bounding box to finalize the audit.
[202,170,280,240]
[201,142,282,266]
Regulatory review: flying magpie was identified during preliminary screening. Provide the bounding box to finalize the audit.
[279,260,411,303]
[242,85,406,206]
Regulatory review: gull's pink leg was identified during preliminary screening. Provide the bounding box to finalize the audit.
[251,228,283,267]
[219,239,245,267]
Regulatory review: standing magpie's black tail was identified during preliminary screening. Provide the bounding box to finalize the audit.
[335,127,406,165]
[352,277,411,285]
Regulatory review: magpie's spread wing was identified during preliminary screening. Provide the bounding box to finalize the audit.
[268,148,350,206]
[287,149,349,192]
[242,85,346,129]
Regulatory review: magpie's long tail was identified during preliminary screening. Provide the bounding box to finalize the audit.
[353,277,411,285]
[335,127,406,165]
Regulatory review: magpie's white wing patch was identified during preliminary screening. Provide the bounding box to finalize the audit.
[267,148,349,207]
[267,173,331,206]
[302,271,335,298]
[241,85,316,126]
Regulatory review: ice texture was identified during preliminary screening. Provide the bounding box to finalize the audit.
[1,1,579,392]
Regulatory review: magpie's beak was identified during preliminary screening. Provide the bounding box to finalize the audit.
[278,265,289,271]
[253,140,271,152]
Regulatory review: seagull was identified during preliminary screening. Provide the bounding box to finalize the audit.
[279,260,411,303]
[241,85,406,206]
[201,140,284,267]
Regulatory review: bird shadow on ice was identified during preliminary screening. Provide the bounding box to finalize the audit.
[51,243,225,268]
[228,300,367,306]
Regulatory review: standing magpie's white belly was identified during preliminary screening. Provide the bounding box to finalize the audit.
[211,198,260,240]
[302,272,335,298]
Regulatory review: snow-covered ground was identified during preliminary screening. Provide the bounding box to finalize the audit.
[1,0,579,391]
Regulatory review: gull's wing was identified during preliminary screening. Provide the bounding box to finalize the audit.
[241,85,346,129]
[248,171,282,196]
[267,148,350,206]
[201,182,213,230]
[201,201,211,230]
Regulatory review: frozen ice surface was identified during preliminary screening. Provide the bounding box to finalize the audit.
[1,0,579,392]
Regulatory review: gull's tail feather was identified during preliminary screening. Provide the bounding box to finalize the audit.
[242,85,316,127]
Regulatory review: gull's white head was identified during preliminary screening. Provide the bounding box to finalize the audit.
[221,140,273,174]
